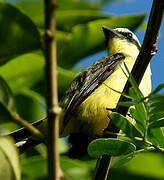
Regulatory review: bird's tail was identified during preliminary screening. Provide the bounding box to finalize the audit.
[8,117,47,153]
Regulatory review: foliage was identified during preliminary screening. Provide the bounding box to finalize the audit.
[88,64,164,168]
[0,0,163,180]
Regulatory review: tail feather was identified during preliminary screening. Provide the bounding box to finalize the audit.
[9,118,47,142]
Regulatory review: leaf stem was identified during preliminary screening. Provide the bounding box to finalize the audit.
[104,131,126,137]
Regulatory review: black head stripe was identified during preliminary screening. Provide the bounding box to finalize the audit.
[118,31,141,50]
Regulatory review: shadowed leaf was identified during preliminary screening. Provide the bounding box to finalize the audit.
[0,76,17,124]
[0,2,41,65]
[111,153,135,168]
[110,112,143,138]
[88,138,136,158]
[147,128,164,148]
[149,119,164,128]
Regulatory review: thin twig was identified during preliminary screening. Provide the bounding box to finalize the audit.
[93,0,164,180]
[10,112,43,140]
[9,117,46,142]
[44,0,61,180]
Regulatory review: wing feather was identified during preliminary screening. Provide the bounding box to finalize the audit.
[61,53,125,127]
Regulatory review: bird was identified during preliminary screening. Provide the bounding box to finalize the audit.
[10,26,152,156]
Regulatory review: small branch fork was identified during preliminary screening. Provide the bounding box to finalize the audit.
[44,0,61,180]
[93,0,164,180]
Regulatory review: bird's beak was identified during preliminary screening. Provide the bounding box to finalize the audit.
[102,26,123,40]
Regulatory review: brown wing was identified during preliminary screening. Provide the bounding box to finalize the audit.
[61,53,125,127]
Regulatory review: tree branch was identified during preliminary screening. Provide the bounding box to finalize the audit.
[93,0,164,179]
[44,0,61,180]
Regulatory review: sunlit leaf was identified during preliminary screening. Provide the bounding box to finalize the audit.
[0,2,41,65]
[0,53,44,94]
[150,83,164,95]
[139,23,147,31]
[16,0,100,15]
[16,0,101,30]
[0,52,75,95]
[124,152,164,179]
[0,148,14,180]
[0,136,21,180]
[88,138,136,157]
[56,10,109,32]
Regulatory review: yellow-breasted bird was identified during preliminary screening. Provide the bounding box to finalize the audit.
[10,26,152,156]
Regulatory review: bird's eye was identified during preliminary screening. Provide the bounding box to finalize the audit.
[125,32,133,39]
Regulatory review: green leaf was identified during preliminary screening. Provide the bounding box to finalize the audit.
[123,64,144,99]
[111,153,135,168]
[56,10,109,32]
[0,76,16,113]
[129,108,146,135]
[59,14,145,68]
[22,155,47,178]
[149,118,164,128]
[118,99,141,107]
[60,156,90,172]
[0,76,17,124]
[129,88,147,134]
[0,136,21,180]
[149,112,164,124]
[15,89,46,123]
[0,52,75,95]
[147,128,164,148]
[0,53,44,94]
[150,83,164,95]
[27,9,110,32]
[149,94,164,115]
[110,112,143,138]
[149,94,164,103]
[16,0,100,15]
[88,138,136,158]
[0,2,41,65]
[57,0,101,10]
[15,1,145,69]
[16,0,101,30]
[0,148,14,180]
[139,23,147,31]
[111,148,154,168]
[124,152,164,179]
[60,156,91,180]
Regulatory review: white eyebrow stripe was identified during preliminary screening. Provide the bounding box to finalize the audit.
[114,28,141,47]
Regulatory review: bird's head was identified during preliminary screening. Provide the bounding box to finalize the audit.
[102,26,141,58]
